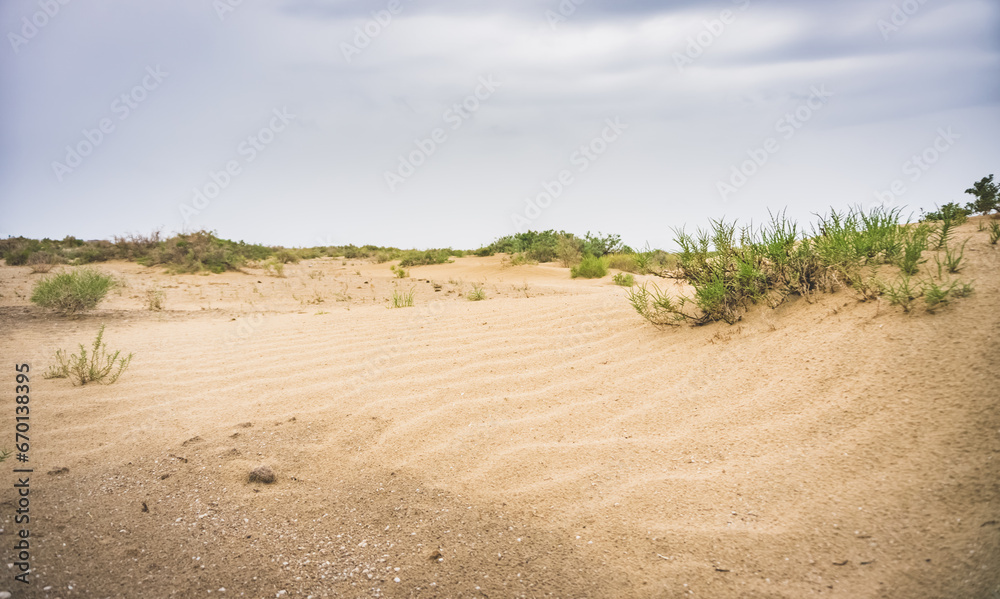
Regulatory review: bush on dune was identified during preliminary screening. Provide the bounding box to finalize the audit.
[626,206,976,326]
[31,269,116,314]
[571,254,609,279]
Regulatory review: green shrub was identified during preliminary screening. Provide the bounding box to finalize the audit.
[571,254,609,279]
[606,253,638,273]
[629,208,921,326]
[556,234,583,267]
[964,174,998,215]
[922,202,970,224]
[31,269,116,313]
[391,264,409,278]
[43,325,133,385]
[478,230,588,263]
[582,231,624,256]
[613,272,635,286]
[399,249,456,267]
[273,249,300,264]
[3,248,31,266]
[990,221,1000,245]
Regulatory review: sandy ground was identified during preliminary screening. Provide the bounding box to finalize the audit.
[1,219,998,599]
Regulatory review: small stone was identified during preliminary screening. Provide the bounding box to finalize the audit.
[249,465,276,484]
[2,591,14,598]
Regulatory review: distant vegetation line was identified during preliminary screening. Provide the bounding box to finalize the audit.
[3,174,996,277]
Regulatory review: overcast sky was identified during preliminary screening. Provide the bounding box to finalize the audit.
[1,0,997,249]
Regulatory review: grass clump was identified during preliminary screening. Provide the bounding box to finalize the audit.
[613,272,635,287]
[390,288,415,308]
[628,207,922,326]
[570,254,608,279]
[898,224,931,275]
[145,288,165,310]
[31,269,116,314]
[391,264,409,278]
[27,251,60,273]
[467,284,487,301]
[989,221,1000,245]
[43,325,133,385]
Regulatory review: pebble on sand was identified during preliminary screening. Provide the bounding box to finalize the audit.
[248,465,276,484]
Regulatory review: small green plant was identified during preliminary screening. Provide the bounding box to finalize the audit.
[883,275,920,313]
[612,272,635,287]
[391,264,409,278]
[145,288,164,311]
[43,325,133,385]
[0,448,10,463]
[467,284,487,301]
[570,254,609,279]
[922,279,957,313]
[990,221,1000,245]
[30,268,116,314]
[935,239,967,275]
[626,282,694,326]
[390,288,415,308]
[898,224,931,276]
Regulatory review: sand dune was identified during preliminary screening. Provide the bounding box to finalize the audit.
[2,219,999,598]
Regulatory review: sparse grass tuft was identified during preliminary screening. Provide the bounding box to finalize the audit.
[390,288,415,308]
[145,288,164,311]
[31,269,116,314]
[467,284,487,301]
[990,221,1000,245]
[43,325,133,385]
[391,264,409,278]
[936,239,967,275]
[883,275,920,313]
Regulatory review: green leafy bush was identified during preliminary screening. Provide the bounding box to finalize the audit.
[964,174,998,215]
[31,269,116,313]
[613,272,635,286]
[571,254,609,279]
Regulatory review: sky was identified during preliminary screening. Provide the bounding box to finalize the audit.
[1,0,998,250]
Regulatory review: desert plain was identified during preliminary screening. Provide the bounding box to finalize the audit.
[1,219,999,599]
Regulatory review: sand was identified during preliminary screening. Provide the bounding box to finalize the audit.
[1,219,998,598]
